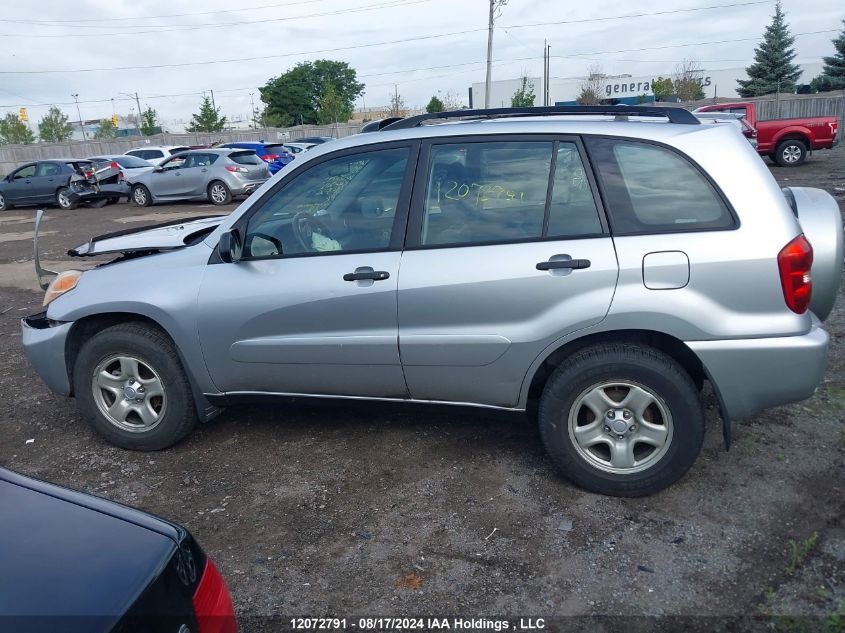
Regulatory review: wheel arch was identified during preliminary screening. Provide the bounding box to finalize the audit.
[522,328,731,446]
[772,130,810,149]
[64,312,221,422]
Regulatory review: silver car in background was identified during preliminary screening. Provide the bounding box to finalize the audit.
[128,148,271,207]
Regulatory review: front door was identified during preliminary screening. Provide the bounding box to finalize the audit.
[196,142,417,398]
[4,164,37,204]
[398,137,619,408]
[151,155,187,198]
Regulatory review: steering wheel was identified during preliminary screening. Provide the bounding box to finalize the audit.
[291,211,336,252]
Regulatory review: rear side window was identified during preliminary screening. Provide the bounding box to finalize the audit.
[420,140,602,246]
[586,138,734,234]
[36,162,62,177]
[229,151,263,165]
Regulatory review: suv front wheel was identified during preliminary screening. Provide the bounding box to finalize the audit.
[538,343,704,497]
[73,323,197,450]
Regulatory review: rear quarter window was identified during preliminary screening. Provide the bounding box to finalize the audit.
[586,137,734,234]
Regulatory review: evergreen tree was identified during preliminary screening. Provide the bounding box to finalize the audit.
[0,113,35,144]
[140,107,160,135]
[737,1,802,97]
[811,19,845,91]
[511,75,536,107]
[425,95,445,113]
[38,106,74,142]
[186,96,227,133]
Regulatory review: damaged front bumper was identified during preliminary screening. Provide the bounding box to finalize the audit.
[21,312,73,396]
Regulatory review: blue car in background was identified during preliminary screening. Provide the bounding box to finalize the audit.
[218,142,294,175]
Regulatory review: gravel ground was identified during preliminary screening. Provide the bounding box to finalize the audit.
[0,147,843,633]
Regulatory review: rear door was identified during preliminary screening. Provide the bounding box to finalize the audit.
[398,136,619,408]
[32,162,65,202]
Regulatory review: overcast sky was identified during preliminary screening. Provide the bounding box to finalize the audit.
[0,0,840,128]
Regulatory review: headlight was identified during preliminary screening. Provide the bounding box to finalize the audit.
[43,270,82,307]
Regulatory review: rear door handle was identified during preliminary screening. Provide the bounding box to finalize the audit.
[343,270,390,281]
[536,258,591,271]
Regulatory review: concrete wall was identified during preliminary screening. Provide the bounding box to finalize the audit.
[0,123,362,176]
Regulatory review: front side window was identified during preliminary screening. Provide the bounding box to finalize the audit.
[243,146,410,258]
[13,165,36,179]
[587,138,733,233]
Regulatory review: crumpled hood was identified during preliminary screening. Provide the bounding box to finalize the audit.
[68,215,225,257]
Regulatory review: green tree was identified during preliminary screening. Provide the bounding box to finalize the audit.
[140,107,160,135]
[0,113,35,144]
[186,95,227,133]
[38,106,74,142]
[809,19,845,92]
[316,82,351,124]
[510,75,536,107]
[651,77,674,101]
[426,95,445,113]
[737,1,802,97]
[94,118,116,139]
[259,60,363,126]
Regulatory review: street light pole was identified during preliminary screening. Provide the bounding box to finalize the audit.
[71,93,87,141]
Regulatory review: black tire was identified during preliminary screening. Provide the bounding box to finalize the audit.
[207,181,232,205]
[538,343,704,497]
[0,191,9,211]
[774,139,808,167]
[73,322,197,450]
[132,184,153,207]
[56,187,76,210]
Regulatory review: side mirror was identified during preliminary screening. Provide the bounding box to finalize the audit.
[218,229,243,263]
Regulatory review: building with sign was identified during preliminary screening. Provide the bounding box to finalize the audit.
[469,63,824,107]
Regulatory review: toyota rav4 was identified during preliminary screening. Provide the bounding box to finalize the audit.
[21,106,843,497]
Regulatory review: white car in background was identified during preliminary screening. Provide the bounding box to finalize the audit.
[87,154,156,180]
[282,142,316,155]
[124,145,191,166]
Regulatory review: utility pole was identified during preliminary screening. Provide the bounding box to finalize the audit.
[249,92,256,129]
[484,0,495,108]
[71,93,87,141]
[210,89,216,110]
[542,41,551,106]
[134,92,142,133]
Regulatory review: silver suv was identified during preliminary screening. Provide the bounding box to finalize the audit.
[21,107,843,497]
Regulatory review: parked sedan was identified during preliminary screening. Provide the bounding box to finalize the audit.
[0,159,127,211]
[129,149,270,206]
[125,145,191,166]
[295,136,335,145]
[0,467,237,632]
[282,142,316,154]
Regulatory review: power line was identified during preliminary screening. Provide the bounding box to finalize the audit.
[0,0,335,24]
[0,0,431,37]
[0,1,801,73]
[1,25,835,77]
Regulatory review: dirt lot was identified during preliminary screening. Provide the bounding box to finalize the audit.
[1,148,843,632]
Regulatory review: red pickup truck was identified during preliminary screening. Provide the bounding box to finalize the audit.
[694,102,838,167]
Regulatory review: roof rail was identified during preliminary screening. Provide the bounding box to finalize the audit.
[382,105,700,130]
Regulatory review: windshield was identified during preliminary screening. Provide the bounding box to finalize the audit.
[113,155,152,168]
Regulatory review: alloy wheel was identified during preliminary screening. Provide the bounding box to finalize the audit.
[91,354,167,432]
[782,146,802,164]
[567,380,673,474]
[210,183,228,204]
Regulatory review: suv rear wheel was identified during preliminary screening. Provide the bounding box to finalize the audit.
[73,323,197,450]
[538,343,704,497]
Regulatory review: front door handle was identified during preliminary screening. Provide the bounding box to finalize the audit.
[536,258,591,271]
[343,269,390,282]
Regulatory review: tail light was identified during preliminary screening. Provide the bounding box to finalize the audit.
[777,235,813,314]
[829,121,838,139]
[260,154,278,162]
[225,165,248,173]
[193,558,237,633]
